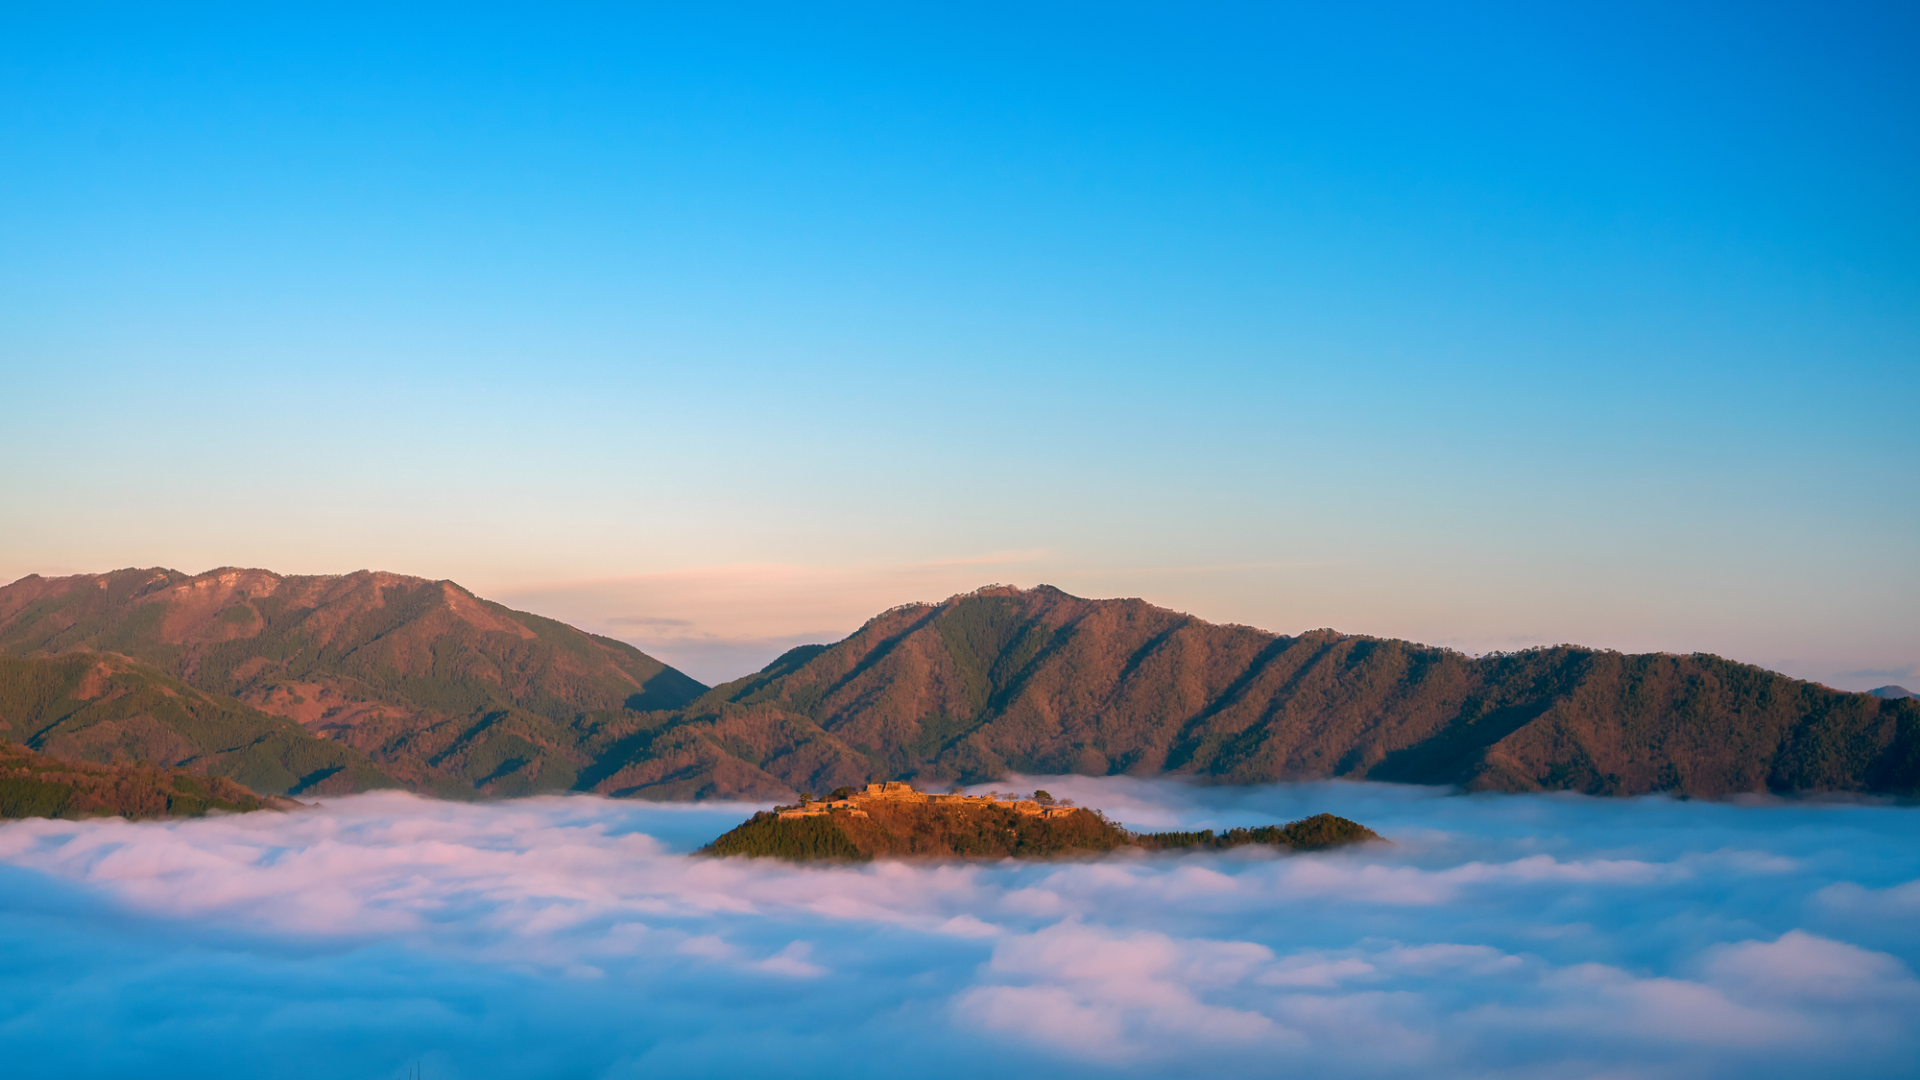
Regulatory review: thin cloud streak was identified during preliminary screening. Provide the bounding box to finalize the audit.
[0,781,1916,1078]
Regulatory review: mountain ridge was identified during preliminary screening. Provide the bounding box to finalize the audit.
[2,571,1914,801]
[0,567,706,796]
[648,583,1920,799]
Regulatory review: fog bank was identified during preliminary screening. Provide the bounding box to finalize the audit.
[1,779,1915,1078]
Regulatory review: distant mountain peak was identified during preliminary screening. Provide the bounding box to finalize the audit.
[0,567,708,798]
[681,583,1920,800]
[1869,685,1916,700]
[4,572,1916,802]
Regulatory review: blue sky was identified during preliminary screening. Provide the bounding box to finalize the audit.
[2,2,1915,686]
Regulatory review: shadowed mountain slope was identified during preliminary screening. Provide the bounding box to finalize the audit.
[0,736,285,819]
[5,574,1912,801]
[0,568,706,796]
[0,652,394,796]
[614,585,1920,799]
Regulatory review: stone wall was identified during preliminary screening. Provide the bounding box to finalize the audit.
[780,782,1079,820]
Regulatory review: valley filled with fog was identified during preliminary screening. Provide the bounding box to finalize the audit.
[1,779,1915,1079]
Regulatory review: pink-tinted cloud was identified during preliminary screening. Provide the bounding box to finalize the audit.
[0,779,1916,1078]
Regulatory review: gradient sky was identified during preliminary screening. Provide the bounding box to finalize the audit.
[2,2,1915,687]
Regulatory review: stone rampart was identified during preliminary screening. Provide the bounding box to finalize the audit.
[780,782,1079,820]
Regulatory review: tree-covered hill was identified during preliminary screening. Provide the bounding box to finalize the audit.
[0,652,395,796]
[6,573,1914,802]
[609,585,1920,799]
[0,737,282,820]
[1132,813,1382,852]
[707,800,1132,860]
[704,795,1380,861]
[0,568,706,797]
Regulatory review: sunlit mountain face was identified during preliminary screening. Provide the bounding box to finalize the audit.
[1,778,1914,1079]
[3,2,1915,1077]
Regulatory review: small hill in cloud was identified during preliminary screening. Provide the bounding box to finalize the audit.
[702,780,1379,860]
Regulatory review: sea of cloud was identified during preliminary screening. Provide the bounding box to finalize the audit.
[0,777,1916,1079]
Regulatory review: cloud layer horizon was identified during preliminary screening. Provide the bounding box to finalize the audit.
[1,778,1916,1078]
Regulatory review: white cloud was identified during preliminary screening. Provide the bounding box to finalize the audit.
[0,780,1916,1078]
[957,920,1278,1061]
[1815,877,1920,917]
[1703,930,1915,1003]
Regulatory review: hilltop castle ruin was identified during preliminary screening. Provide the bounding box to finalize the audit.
[777,781,1077,821]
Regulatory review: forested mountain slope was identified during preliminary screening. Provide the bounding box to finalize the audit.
[5,574,1913,801]
[0,652,394,796]
[0,736,284,819]
[0,568,706,796]
[603,585,1920,799]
